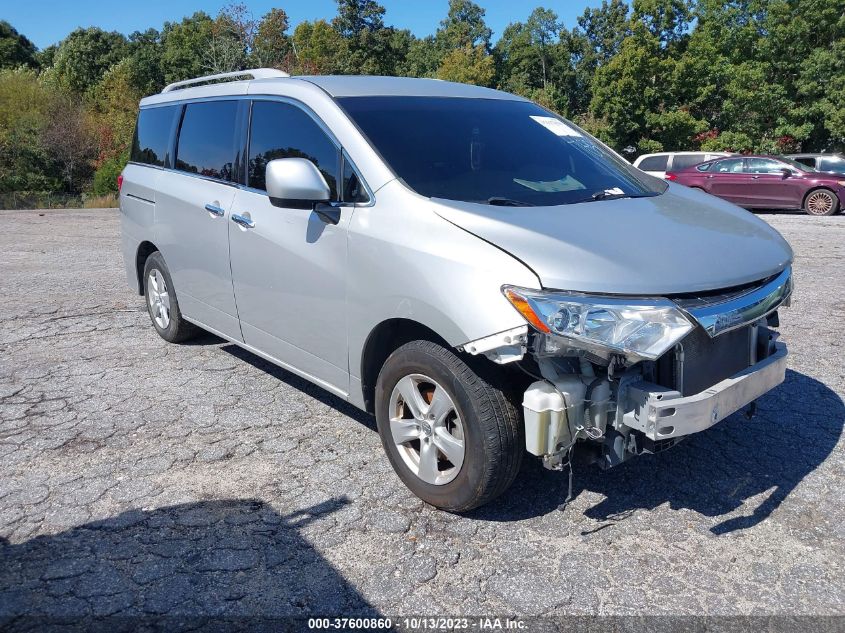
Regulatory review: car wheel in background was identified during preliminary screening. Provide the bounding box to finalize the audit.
[375,340,523,512]
[143,251,198,343]
[803,189,839,216]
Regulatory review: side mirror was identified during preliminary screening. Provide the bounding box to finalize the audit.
[780,168,792,179]
[265,158,331,203]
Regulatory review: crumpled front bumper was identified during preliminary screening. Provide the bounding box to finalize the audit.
[620,342,788,441]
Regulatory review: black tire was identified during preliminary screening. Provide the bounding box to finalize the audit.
[803,188,839,216]
[374,340,523,512]
[142,251,198,343]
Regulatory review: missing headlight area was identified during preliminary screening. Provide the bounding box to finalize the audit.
[518,316,786,472]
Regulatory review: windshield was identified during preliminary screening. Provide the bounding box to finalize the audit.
[778,155,818,172]
[338,96,667,206]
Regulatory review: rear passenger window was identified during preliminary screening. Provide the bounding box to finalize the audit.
[131,106,180,167]
[713,158,744,173]
[175,101,238,181]
[671,154,706,170]
[637,155,669,171]
[248,101,339,198]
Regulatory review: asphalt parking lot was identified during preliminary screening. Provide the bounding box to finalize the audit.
[0,208,843,621]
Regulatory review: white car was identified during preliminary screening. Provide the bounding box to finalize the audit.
[634,151,733,178]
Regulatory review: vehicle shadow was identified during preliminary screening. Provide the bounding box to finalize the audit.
[220,344,376,430]
[479,369,843,533]
[0,497,379,627]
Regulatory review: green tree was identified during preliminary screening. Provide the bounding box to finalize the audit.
[0,69,62,192]
[568,0,630,114]
[35,45,57,69]
[494,21,536,93]
[575,0,630,63]
[124,29,165,95]
[51,27,128,94]
[645,109,708,150]
[526,8,562,89]
[403,36,440,77]
[437,0,492,51]
[251,8,292,69]
[332,0,385,38]
[632,0,693,48]
[436,45,495,86]
[590,23,672,149]
[160,12,214,84]
[291,20,344,74]
[0,21,37,69]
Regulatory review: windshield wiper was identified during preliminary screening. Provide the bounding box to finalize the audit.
[586,191,659,202]
[486,197,535,207]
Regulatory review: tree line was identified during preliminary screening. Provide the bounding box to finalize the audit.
[0,0,843,201]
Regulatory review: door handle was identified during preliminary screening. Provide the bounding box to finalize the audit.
[752,175,761,179]
[231,213,255,229]
[205,203,225,216]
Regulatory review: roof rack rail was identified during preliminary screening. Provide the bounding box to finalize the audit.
[161,68,290,93]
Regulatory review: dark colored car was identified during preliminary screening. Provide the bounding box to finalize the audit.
[787,153,845,175]
[666,155,845,216]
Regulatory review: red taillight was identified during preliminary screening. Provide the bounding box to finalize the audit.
[664,173,677,181]
[117,173,124,191]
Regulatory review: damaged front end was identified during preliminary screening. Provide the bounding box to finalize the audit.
[462,267,793,472]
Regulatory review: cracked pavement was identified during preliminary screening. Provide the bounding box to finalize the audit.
[0,208,843,621]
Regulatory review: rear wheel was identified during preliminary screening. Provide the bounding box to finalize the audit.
[803,189,839,216]
[143,251,198,343]
[375,340,522,512]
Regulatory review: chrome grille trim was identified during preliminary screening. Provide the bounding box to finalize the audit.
[675,267,792,338]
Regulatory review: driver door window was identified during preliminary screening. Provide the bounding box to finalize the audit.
[248,101,340,198]
[745,158,788,175]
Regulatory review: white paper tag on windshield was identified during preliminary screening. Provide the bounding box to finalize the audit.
[530,115,581,137]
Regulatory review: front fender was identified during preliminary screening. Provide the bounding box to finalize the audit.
[346,181,540,405]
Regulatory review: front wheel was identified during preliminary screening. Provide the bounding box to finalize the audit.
[374,340,523,511]
[804,189,839,216]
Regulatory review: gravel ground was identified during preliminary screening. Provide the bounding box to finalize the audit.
[0,208,843,623]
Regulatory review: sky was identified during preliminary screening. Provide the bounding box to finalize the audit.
[3,0,601,50]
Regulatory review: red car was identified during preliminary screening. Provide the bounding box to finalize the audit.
[666,155,845,216]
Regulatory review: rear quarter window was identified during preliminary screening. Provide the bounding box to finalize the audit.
[820,157,845,172]
[131,106,181,167]
[637,155,669,171]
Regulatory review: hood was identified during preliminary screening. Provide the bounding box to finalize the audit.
[432,184,793,295]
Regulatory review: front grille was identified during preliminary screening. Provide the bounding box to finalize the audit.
[655,326,751,396]
[670,274,777,310]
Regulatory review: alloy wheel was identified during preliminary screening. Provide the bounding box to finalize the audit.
[806,191,834,215]
[388,374,465,485]
[147,269,171,329]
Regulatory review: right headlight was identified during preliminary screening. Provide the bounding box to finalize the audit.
[503,286,694,361]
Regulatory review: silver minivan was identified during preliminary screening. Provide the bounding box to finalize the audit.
[120,69,793,511]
